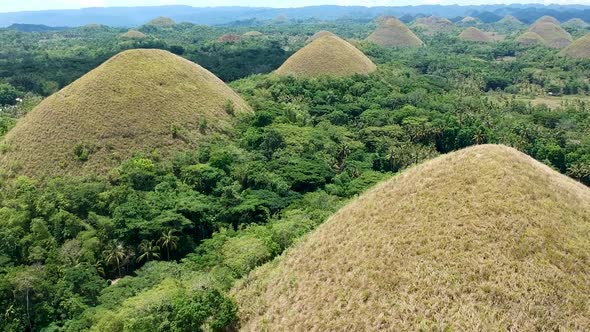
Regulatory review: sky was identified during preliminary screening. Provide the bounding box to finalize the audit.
[1,0,589,13]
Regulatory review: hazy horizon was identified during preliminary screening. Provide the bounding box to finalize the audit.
[2,0,590,14]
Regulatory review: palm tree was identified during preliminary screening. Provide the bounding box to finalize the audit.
[136,240,161,263]
[158,229,179,261]
[102,241,127,277]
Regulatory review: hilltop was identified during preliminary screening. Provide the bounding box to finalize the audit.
[275,34,376,77]
[459,27,493,42]
[412,16,454,35]
[0,49,251,177]
[146,16,176,27]
[366,17,424,48]
[243,31,264,38]
[563,18,590,29]
[559,33,590,59]
[529,17,573,48]
[308,30,337,42]
[535,15,561,25]
[499,15,523,25]
[121,29,146,38]
[233,145,590,331]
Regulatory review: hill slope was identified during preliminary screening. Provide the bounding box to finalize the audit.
[559,33,590,59]
[366,17,424,47]
[529,20,573,48]
[459,27,493,42]
[275,35,376,77]
[0,49,251,177]
[233,144,590,331]
[517,31,545,46]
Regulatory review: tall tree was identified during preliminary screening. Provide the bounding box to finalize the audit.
[158,229,179,261]
[102,242,127,278]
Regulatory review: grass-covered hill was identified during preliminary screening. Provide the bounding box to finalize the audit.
[366,17,424,48]
[146,16,176,27]
[529,17,573,48]
[275,34,376,77]
[233,144,590,331]
[308,30,337,42]
[0,49,251,177]
[459,27,493,42]
[516,31,545,46]
[560,33,590,59]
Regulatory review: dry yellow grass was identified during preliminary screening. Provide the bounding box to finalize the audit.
[275,35,376,77]
[559,33,590,59]
[366,17,424,48]
[516,31,545,46]
[529,21,573,48]
[459,27,493,42]
[121,29,146,39]
[0,49,251,177]
[233,144,590,331]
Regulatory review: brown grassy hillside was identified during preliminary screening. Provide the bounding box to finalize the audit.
[308,30,337,42]
[529,21,573,48]
[366,17,424,47]
[275,35,376,77]
[0,49,251,177]
[233,144,590,331]
[459,27,493,42]
[559,33,590,59]
[516,31,545,46]
[535,15,561,25]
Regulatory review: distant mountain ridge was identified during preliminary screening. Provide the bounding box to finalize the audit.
[1,4,590,27]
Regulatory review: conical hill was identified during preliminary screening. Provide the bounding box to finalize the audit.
[233,144,590,331]
[459,27,493,42]
[0,49,251,177]
[366,17,424,47]
[559,33,590,59]
[275,35,376,77]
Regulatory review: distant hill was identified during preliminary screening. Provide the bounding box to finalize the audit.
[6,23,67,32]
[529,17,573,48]
[275,34,376,77]
[459,27,493,42]
[1,5,590,27]
[0,49,251,177]
[233,144,590,331]
[366,17,424,47]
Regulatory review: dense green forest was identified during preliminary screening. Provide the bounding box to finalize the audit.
[0,16,589,331]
